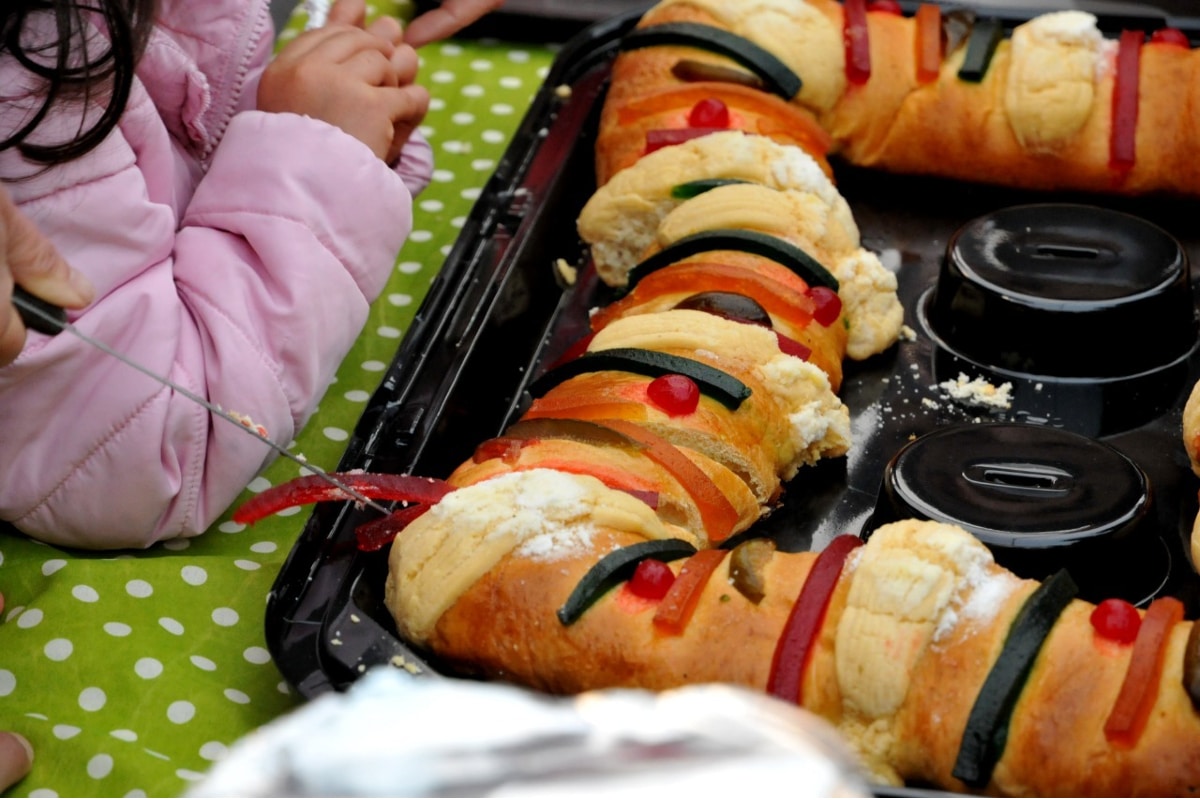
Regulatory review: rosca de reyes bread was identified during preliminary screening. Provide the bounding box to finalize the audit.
[596,0,1200,196]
[575,131,904,363]
[230,3,1200,795]
[381,475,1200,796]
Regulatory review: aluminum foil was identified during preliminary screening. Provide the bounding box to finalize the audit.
[190,668,872,797]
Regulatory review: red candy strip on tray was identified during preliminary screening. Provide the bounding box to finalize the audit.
[1104,596,1185,748]
[652,548,729,635]
[767,534,863,704]
[355,504,431,552]
[232,473,453,524]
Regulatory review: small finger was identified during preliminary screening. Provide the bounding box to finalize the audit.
[385,86,431,165]
[298,26,395,65]
[0,732,33,793]
[389,44,420,86]
[366,15,405,47]
[344,48,400,87]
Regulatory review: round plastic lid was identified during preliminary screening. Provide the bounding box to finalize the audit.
[879,423,1148,548]
[926,203,1195,378]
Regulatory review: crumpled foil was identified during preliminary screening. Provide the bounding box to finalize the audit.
[190,668,872,797]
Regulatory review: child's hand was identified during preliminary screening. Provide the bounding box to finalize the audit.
[258,0,429,162]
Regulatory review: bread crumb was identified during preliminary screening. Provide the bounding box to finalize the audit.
[554,258,577,286]
[554,84,572,99]
[936,373,1013,410]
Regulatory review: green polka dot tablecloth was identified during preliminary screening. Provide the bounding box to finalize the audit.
[0,6,558,796]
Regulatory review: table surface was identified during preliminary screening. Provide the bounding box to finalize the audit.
[0,6,559,795]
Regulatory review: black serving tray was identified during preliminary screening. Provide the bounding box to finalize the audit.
[265,5,1200,705]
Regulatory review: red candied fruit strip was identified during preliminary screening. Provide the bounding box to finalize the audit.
[767,534,863,703]
[776,332,813,361]
[473,436,526,464]
[232,473,453,525]
[1104,596,1185,748]
[843,0,872,85]
[643,127,729,155]
[355,504,431,552]
[1109,29,1143,175]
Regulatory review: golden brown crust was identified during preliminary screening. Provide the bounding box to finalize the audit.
[426,528,817,693]
[406,520,1200,795]
[601,1,1200,196]
[841,27,1200,195]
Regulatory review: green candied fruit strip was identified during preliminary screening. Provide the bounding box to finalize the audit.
[557,538,699,625]
[952,569,1079,788]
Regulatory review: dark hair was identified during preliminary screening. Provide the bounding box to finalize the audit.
[1,0,157,165]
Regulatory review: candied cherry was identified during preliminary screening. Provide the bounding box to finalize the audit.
[628,558,676,600]
[687,98,730,128]
[810,286,843,327]
[647,373,700,417]
[1150,27,1190,47]
[868,0,904,14]
[1090,598,1141,645]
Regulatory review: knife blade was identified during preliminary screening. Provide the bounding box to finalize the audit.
[11,287,392,517]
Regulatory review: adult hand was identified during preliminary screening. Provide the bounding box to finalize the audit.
[0,592,34,792]
[0,188,95,367]
[404,0,505,47]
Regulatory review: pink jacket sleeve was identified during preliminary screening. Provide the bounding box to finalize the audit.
[0,100,432,549]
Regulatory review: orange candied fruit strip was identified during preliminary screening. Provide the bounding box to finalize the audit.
[652,548,729,635]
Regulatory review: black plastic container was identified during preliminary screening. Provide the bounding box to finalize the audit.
[265,7,1200,705]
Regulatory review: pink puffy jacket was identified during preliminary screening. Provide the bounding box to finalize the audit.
[0,0,434,549]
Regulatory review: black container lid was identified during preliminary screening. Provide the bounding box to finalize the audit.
[870,423,1169,603]
[926,203,1196,378]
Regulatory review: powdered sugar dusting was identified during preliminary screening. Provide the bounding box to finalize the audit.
[933,560,1021,642]
[516,526,596,561]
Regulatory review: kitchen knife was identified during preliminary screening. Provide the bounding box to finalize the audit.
[11,287,392,516]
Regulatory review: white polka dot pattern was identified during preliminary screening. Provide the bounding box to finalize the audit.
[0,15,556,797]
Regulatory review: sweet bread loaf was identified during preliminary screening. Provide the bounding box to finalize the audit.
[384,479,1200,796]
[598,0,1200,196]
